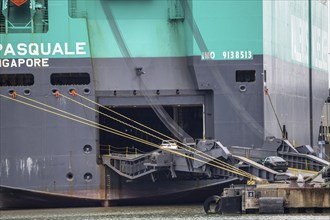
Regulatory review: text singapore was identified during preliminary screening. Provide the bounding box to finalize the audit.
[0,42,87,68]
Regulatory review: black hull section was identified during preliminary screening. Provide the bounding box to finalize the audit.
[0,185,104,210]
[0,178,240,209]
[110,178,241,206]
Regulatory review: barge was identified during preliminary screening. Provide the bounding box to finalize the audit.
[203,166,330,214]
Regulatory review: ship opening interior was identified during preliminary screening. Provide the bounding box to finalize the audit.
[99,105,203,155]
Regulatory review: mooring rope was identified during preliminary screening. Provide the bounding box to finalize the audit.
[62,91,259,180]
[0,93,260,180]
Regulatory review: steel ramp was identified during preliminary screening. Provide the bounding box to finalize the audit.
[233,155,290,182]
[102,153,160,179]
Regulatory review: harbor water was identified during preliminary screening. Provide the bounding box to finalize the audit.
[0,205,329,220]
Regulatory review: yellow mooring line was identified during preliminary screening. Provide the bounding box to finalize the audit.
[0,92,262,182]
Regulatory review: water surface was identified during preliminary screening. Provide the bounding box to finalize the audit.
[0,205,329,220]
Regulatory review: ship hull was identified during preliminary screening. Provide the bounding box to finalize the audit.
[0,0,328,210]
[0,185,103,210]
[0,55,327,209]
[0,177,239,209]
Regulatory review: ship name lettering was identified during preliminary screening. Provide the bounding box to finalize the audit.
[0,42,87,57]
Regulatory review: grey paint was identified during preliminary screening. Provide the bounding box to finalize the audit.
[263,55,328,146]
[93,57,197,91]
[0,53,328,202]
[188,55,265,147]
[0,58,102,195]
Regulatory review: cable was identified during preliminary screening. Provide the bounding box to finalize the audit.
[264,87,284,136]
[0,93,258,180]
[100,1,191,142]
[97,2,264,180]
[61,92,259,180]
